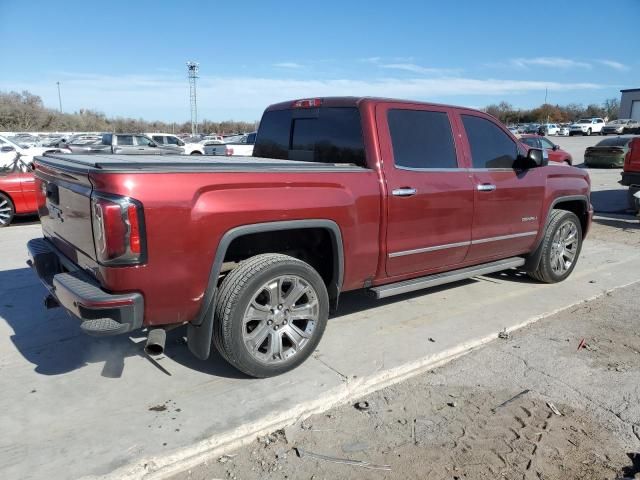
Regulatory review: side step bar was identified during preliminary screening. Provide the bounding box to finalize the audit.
[369,257,525,299]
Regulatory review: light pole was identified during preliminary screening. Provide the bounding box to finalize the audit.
[56,81,63,113]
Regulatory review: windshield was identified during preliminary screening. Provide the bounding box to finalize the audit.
[577,119,592,124]
[0,136,23,151]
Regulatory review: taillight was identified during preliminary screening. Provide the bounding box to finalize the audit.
[292,98,322,108]
[225,147,234,156]
[91,193,146,265]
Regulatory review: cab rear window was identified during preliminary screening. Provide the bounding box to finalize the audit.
[254,107,366,167]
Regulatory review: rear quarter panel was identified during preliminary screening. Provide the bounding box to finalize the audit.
[89,170,381,326]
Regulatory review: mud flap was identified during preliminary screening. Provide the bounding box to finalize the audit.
[187,296,216,360]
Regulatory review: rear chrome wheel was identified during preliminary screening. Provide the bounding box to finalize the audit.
[213,254,329,377]
[0,193,15,227]
[242,275,319,365]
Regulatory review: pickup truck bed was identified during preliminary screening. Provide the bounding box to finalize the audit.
[28,96,593,378]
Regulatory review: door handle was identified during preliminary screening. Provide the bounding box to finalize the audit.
[477,184,496,192]
[392,188,417,197]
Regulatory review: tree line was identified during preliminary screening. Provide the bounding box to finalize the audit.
[0,90,258,134]
[0,89,622,134]
[484,98,620,125]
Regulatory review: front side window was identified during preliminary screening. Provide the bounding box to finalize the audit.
[135,136,152,146]
[102,133,113,145]
[166,136,180,145]
[462,115,518,169]
[387,109,458,169]
[152,136,164,144]
[539,138,555,149]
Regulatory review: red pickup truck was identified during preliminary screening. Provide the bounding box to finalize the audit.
[28,97,593,378]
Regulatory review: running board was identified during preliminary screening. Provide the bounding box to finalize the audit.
[369,257,526,299]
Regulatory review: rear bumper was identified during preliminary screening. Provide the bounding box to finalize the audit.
[584,155,625,168]
[27,238,144,336]
[620,172,640,187]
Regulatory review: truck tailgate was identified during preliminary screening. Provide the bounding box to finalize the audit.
[35,159,96,261]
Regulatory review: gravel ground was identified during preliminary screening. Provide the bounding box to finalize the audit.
[170,219,640,480]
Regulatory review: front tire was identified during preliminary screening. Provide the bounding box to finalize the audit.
[190,151,202,155]
[586,128,591,136]
[528,210,582,283]
[213,254,329,378]
[0,193,15,227]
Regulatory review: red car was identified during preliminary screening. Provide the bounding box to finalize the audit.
[0,156,37,227]
[28,97,592,377]
[620,137,640,213]
[519,134,573,165]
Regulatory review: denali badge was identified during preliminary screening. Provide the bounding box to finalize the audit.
[522,216,537,222]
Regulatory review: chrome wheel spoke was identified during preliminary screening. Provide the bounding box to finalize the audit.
[284,323,311,349]
[244,300,271,323]
[245,321,270,352]
[288,300,318,321]
[268,331,283,359]
[266,278,284,306]
[563,247,577,261]
[550,219,579,275]
[282,278,309,309]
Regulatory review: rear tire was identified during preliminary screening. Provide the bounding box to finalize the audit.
[528,209,582,283]
[190,151,202,155]
[213,253,329,378]
[0,192,15,227]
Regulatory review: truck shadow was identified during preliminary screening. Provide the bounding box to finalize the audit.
[0,267,246,380]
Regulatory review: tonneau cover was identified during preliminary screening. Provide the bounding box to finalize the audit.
[35,153,366,173]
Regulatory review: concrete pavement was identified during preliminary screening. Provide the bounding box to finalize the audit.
[1,223,639,480]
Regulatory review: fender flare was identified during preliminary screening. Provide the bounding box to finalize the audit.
[187,219,344,360]
[523,195,589,272]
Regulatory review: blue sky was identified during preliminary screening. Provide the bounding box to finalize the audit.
[0,0,638,122]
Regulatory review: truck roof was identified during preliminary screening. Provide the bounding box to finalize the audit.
[265,96,469,112]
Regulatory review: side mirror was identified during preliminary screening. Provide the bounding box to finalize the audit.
[1,146,15,153]
[178,140,185,146]
[149,142,157,147]
[520,147,548,168]
[552,145,559,151]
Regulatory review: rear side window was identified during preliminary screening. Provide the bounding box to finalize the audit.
[117,135,134,146]
[520,137,540,149]
[462,115,518,169]
[387,109,458,169]
[254,107,366,167]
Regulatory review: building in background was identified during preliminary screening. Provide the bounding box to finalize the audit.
[620,88,640,120]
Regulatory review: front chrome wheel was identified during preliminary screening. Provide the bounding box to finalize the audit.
[242,275,319,365]
[550,220,578,275]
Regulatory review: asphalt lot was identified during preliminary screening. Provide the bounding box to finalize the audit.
[0,139,638,480]
[553,134,631,214]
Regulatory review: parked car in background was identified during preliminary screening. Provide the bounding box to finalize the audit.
[584,136,637,168]
[0,135,62,167]
[524,124,541,134]
[620,137,640,213]
[63,133,183,155]
[557,126,570,136]
[508,126,519,135]
[569,118,605,136]
[146,133,204,155]
[0,154,37,227]
[520,134,573,165]
[204,132,256,156]
[539,124,559,136]
[601,119,640,136]
[27,96,592,378]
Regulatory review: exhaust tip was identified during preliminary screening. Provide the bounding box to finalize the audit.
[145,329,167,356]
